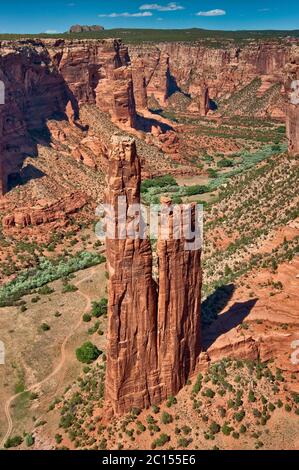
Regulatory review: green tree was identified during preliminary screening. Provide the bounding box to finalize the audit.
[75,342,101,364]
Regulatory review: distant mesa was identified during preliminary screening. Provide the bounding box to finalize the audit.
[69,24,105,33]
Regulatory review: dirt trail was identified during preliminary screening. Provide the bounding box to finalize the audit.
[1,269,96,449]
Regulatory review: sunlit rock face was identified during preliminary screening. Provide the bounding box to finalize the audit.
[0,38,137,195]
[285,46,299,155]
[104,135,202,415]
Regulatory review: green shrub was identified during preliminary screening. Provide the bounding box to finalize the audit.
[166,395,177,407]
[0,251,105,306]
[4,435,23,448]
[25,434,35,447]
[40,323,50,332]
[152,433,170,448]
[178,437,190,448]
[91,298,108,317]
[141,175,177,193]
[55,434,63,444]
[221,424,233,436]
[76,342,101,364]
[209,422,220,435]
[161,412,173,425]
[38,285,54,295]
[83,313,92,322]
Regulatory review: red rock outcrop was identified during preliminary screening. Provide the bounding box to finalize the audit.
[2,191,88,228]
[285,46,299,155]
[157,198,202,397]
[129,41,294,117]
[131,57,148,110]
[130,47,171,107]
[104,135,162,414]
[104,136,202,415]
[0,103,5,195]
[0,38,137,194]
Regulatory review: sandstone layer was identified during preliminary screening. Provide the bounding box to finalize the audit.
[157,199,202,397]
[104,136,202,415]
[2,191,88,228]
[104,135,162,414]
[285,46,299,155]
[0,38,136,195]
[129,41,294,115]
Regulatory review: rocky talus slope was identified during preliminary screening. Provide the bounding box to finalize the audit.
[129,40,296,117]
[0,38,136,195]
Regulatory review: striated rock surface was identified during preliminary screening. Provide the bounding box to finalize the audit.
[157,198,202,397]
[0,104,5,195]
[0,38,137,194]
[104,135,162,415]
[2,191,88,228]
[130,47,171,107]
[129,41,295,117]
[285,46,299,155]
[105,136,202,415]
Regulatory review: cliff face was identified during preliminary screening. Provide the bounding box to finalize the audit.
[104,136,162,414]
[104,136,202,415]
[0,39,136,195]
[157,198,202,397]
[285,46,299,155]
[129,41,293,112]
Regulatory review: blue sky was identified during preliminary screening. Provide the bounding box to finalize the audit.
[0,1,298,33]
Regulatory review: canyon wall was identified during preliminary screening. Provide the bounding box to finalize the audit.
[285,46,299,155]
[104,136,202,415]
[129,41,293,113]
[0,38,137,195]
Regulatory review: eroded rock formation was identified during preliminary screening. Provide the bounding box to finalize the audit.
[69,24,104,33]
[129,41,293,116]
[104,136,162,414]
[0,38,137,194]
[285,46,299,155]
[157,198,202,397]
[2,191,88,228]
[104,136,202,415]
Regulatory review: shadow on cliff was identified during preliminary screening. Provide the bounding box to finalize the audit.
[202,291,258,351]
[7,164,46,191]
[135,114,173,133]
[167,72,191,100]
[4,67,81,193]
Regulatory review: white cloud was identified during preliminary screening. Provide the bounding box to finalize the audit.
[140,3,184,11]
[98,12,153,18]
[196,9,226,17]
[45,29,58,34]
[258,8,271,12]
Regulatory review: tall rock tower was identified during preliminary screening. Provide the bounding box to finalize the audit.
[157,198,202,397]
[0,101,6,196]
[104,136,162,414]
[104,135,202,415]
[285,46,299,156]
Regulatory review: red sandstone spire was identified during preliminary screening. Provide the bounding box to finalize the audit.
[104,136,202,415]
[104,135,162,414]
[285,46,299,156]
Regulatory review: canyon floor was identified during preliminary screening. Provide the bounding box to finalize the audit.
[0,64,298,449]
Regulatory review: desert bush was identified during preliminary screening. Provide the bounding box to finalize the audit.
[76,342,101,364]
[0,251,105,306]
